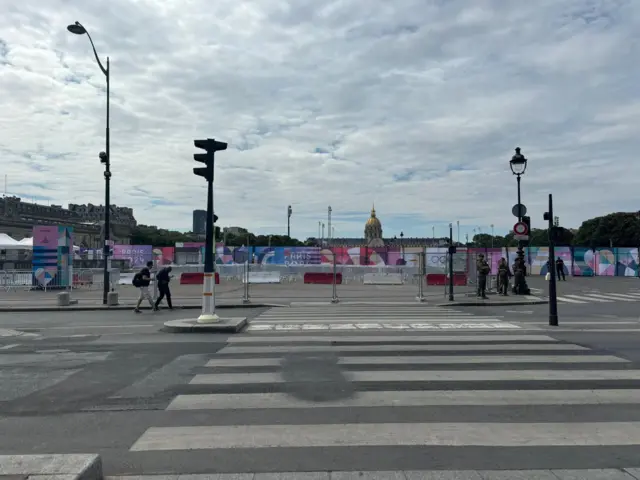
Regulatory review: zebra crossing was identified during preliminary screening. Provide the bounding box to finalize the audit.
[126,331,640,475]
[555,291,640,304]
[246,304,520,332]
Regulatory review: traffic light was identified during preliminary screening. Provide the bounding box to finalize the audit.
[522,215,531,232]
[193,138,228,182]
[213,214,218,223]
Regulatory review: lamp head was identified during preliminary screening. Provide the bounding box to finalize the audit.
[509,147,527,175]
[67,22,86,35]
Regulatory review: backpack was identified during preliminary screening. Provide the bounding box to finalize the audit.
[132,273,142,287]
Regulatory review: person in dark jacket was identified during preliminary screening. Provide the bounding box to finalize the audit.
[497,258,511,296]
[154,266,173,310]
[476,254,490,299]
[556,257,566,281]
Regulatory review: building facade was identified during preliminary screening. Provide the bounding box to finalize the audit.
[0,196,137,247]
[192,209,207,235]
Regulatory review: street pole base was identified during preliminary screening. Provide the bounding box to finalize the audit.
[331,297,340,304]
[448,296,454,302]
[416,296,425,302]
[242,298,251,304]
[197,313,220,323]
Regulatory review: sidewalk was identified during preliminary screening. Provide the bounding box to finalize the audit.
[0,283,546,312]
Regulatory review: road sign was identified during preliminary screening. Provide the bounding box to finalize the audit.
[513,222,529,236]
[514,234,529,241]
[512,203,527,217]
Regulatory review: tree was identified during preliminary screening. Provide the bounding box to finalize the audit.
[131,225,205,247]
[573,212,640,247]
[472,234,513,248]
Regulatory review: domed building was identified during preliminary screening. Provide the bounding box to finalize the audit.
[364,205,385,247]
[326,204,446,248]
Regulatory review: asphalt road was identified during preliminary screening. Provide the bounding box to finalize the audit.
[2,305,640,477]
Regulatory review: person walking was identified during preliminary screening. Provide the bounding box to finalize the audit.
[154,266,173,310]
[556,257,566,281]
[497,257,511,296]
[133,261,155,313]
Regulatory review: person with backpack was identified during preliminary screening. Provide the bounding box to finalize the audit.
[153,266,173,310]
[133,261,155,313]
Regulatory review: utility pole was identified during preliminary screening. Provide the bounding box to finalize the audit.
[544,194,558,326]
[287,205,292,237]
[448,223,454,301]
[328,206,332,243]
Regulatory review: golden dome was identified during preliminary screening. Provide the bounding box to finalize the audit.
[365,204,381,227]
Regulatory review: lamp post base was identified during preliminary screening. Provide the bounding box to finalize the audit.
[197,313,220,323]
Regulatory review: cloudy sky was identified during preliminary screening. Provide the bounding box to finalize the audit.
[1,0,638,241]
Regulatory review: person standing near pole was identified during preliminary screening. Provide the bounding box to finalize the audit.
[154,266,173,310]
[476,254,490,299]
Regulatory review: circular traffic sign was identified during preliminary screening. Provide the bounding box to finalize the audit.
[512,203,527,217]
[513,222,528,235]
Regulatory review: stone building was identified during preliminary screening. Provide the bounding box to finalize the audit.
[0,196,137,247]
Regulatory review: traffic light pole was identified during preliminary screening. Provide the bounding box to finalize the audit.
[547,193,558,326]
[198,178,219,323]
[448,224,454,301]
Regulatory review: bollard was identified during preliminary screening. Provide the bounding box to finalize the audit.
[57,291,71,307]
[107,291,119,306]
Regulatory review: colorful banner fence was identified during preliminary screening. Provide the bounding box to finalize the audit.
[32,225,73,288]
[204,245,640,277]
[65,244,640,277]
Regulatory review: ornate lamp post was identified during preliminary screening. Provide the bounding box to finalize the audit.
[510,147,530,295]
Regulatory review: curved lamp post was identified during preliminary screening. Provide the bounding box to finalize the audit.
[67,21,111,305]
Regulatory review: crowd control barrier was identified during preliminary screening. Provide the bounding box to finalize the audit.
[303,272,343,284]
[426,273,468,286]
[180,272,220,285]
[363,272,403,285]
[243,271,281,284]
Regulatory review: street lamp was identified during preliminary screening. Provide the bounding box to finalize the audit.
[400,231,405,263]
[287,205,292,237]
[68,21,111,305]
[509,147,530,295]
[491,224,494,248]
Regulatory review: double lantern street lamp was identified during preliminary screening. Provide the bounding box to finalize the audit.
[509,147,530,295]
[67,21,111,305]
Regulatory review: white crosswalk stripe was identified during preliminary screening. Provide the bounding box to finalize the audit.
[556,291,640,304]
[247,304,519,331]
[127,331,640,474]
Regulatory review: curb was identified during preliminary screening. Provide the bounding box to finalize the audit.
[0,454,102,480]
[436,300,549,307]
[163,317,248,333]
[0,303,285,313]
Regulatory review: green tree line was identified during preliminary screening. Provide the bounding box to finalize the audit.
[470,212,640,248]
[133,212,640,249]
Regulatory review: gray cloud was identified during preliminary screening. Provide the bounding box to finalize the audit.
[0,0,638,238]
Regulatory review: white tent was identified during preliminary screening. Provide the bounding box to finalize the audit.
[16,237,80,251]
[0,233,22,249]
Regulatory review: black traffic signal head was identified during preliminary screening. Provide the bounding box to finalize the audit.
[193,138,228,182]
[543,212,550,221]
[213,214,218,223]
